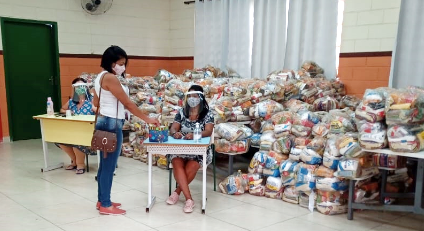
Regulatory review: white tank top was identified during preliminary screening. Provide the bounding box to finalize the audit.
[94,71,129,119]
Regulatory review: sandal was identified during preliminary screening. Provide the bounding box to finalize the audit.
[65,165,77,170]
[76,169,85,174]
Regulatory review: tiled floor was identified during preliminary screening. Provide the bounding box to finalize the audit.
[0,140,423,231]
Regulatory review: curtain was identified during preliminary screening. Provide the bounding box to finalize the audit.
[283,0,339,79]
[194,0,252,78]
[389,0,424,88]
[251,0,288,78]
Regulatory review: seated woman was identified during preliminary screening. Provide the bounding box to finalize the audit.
[166,85,214,213]
[57,77,96,174]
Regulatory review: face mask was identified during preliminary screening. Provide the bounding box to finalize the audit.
[75,86,86,96]
[113,64,126,76]
[187,97,200,107]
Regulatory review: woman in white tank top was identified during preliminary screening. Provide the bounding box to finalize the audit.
[93,46,159,216]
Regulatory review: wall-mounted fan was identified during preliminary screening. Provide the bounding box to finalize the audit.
[81,0,113,15]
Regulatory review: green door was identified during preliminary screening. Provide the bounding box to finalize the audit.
[1,18,61,141]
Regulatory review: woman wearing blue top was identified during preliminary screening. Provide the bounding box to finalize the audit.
[58,77,96,174]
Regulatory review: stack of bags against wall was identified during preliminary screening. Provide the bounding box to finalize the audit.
[385,88,424,153]
[214,123,252,153]
[280,160,302,204]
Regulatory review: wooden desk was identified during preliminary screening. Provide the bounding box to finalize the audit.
[144,137,211,214]
[33,114,95,172]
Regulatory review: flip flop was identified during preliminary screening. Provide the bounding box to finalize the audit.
[65,165,77,170]
[76,169,85,174]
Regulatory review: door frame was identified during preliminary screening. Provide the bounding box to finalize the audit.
[0,17,61,141]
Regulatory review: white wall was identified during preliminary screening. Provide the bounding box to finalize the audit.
[0,0,171,56]
[341,0,401,52]
[170,0,194,57]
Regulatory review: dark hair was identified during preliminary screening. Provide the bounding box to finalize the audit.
[100,45,128,77]
[183,85,209,121]
[71,77,91,104]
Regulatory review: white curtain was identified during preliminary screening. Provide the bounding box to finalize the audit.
[283,0,339,79]
[389,0,424,88]
[251,0,288,78]
[194,0,252,78]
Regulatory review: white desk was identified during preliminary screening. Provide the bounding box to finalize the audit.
[33,114,96,172]
[347,149,424,220]
[144,137,211,214]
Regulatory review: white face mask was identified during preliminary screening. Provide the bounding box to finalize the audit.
[113,64,126,76]
[187,97,201,107]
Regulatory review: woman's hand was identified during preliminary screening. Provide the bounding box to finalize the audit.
[183,133,193,140]
[173,132,183,139]
[145,117,160,126]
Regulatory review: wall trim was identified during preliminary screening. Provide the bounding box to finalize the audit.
[59,53,194,60]
[340,51,392,57]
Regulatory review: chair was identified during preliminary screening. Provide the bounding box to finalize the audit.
[167,134,217,196]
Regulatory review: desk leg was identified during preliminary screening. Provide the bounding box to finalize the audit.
[40,120,63,172]
[146,151,155,212]
[414,159,424,213]
[202,152,207,214]
[347,179,355,220]
[380,169,388,204]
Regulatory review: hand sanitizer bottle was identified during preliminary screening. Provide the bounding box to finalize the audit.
[47,97,54,116]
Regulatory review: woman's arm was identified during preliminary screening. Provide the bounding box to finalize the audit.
[60,101,70,114]
[103,74,159,125]
[202,123,214,137]
[170,122,183,139]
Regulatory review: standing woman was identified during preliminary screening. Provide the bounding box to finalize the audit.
[94,46,159,215]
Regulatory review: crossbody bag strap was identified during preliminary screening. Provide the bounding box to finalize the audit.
[93,72,108,127]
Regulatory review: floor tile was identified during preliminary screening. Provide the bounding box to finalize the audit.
[59,215,152,231]
[249,197,311,217]
[156,215,248,231]
[126,202,204,228]
[0,209,59,231]
[208,204,293,230]
[255,217,338,231]
[31,198,100,225]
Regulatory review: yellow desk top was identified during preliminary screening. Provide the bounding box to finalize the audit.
[33,114,95,122]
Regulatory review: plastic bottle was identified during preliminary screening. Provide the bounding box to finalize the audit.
[47,97,54,116]
[194,123,201,143]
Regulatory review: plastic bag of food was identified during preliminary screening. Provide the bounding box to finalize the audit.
[218,174,245,195]
[251,133,262,146]
[280,160,302,186]
[267,69,295,81]
[322,154,340,170]
[282,186,299,204]
[336,133,363,158]
[355,103,386,123]
[247,173,265,196]
[315,166,335,178]
[313,96,339,112]
[261,121,275,133]
[274,135,296,155]
[316,190,348,205]
[357,121,387,150]
[295,164,317,192]
[387,124,424,152]
[300,60,324,77]
[316,204,348,215]
[264,151,287,170]
[316,177,349,192]
[154,69,176,83]
[289,147,302,161]
[285,99,314,113]
[216,123,244,142]
[373,154,407,169]
[250,119,262,133]
[293,111,320,128]
[299,192,317,210]
[300,137,326,165]
[312,123,330,137]
[248,151,268,174]
[248,100,285,120]
[291,125,312,137]
[215,139,231,153]
[260,131,276,151]
[340,95,361,110]
[265,176,283,192]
